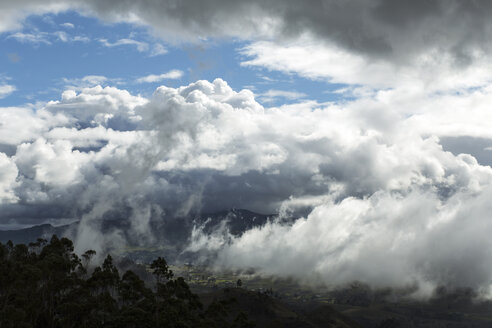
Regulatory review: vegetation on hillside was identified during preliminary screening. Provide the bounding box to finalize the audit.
[0,236,253,328]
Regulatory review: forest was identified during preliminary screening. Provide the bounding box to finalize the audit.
[0,235,253,328]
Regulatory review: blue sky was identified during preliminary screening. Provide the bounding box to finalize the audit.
[0,10,345,108]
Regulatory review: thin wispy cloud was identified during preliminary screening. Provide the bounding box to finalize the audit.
[150,43,168,56]
[60,22,74,29]
[53,31,89,43]
[259,89,307,103]
[99,38,149,52]
[54,30,68,42]
[136,70,183,83]
[7,32,51,45]
[61,75,125,90]
[7,29,89,45]
[0,84,16,99]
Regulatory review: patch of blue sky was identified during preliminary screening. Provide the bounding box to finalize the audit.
[0,10,347,108]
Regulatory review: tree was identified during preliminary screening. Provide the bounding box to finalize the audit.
[0,236,251,328]
[150,257,173,283]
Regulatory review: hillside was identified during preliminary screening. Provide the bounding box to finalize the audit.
[199,287,361,328]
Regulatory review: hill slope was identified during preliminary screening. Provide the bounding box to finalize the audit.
[200,288,361,328]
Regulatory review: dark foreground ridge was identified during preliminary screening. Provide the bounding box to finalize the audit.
[0,236,358,328]
[199,287,360,328]
[5,218,492,327]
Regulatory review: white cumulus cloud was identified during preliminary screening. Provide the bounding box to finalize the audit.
[0,79,490,291]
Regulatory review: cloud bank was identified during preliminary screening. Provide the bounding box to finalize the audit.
[0,77,492,295]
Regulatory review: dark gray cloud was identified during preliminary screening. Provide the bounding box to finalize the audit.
[3,0,492,66]
[441,136,492,167]
[79,0,492,70]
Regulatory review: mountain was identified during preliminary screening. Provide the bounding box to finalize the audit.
[0,209,275,246]
[193,208,275,235]
[0,223,74,245]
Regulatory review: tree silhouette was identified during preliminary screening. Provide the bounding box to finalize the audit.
[0,236,250,328]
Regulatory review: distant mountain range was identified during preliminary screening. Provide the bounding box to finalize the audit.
[0,223,75,245]
[0,209,276,246]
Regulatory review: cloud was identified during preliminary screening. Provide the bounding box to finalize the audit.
[7,32,51,45]
[99,37,166,56]
[1,3,492,302]
[54,30,68,42]
[0,78,492,294]
[0,153,18,203]
[3,0,492,293]
[60,22,74,29]
[72,35,90,42]
[2,1,492,90]
[15,138,89,186]
[0,2,69,33]
[259,89,307,103]
[0,84,16,98]
[205,186,492,293]
[0,106,69,146]
[0,1,490,61]
[149,43,168,56]
[99,38,149,52]
[135,70,183,83]
[54,30,89,43]
[47,85,147,125]
[241,37,492,91]
[62,75,109,89]
[7,29,89,45]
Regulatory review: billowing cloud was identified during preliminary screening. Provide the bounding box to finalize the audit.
[0,153,18,203]
[45,85,147,126]
[0,78,491,295]
[205,185,492,294]
[0,106,68,146]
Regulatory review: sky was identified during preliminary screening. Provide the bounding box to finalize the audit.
[0,10,341,107]
[3,0,492,296]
